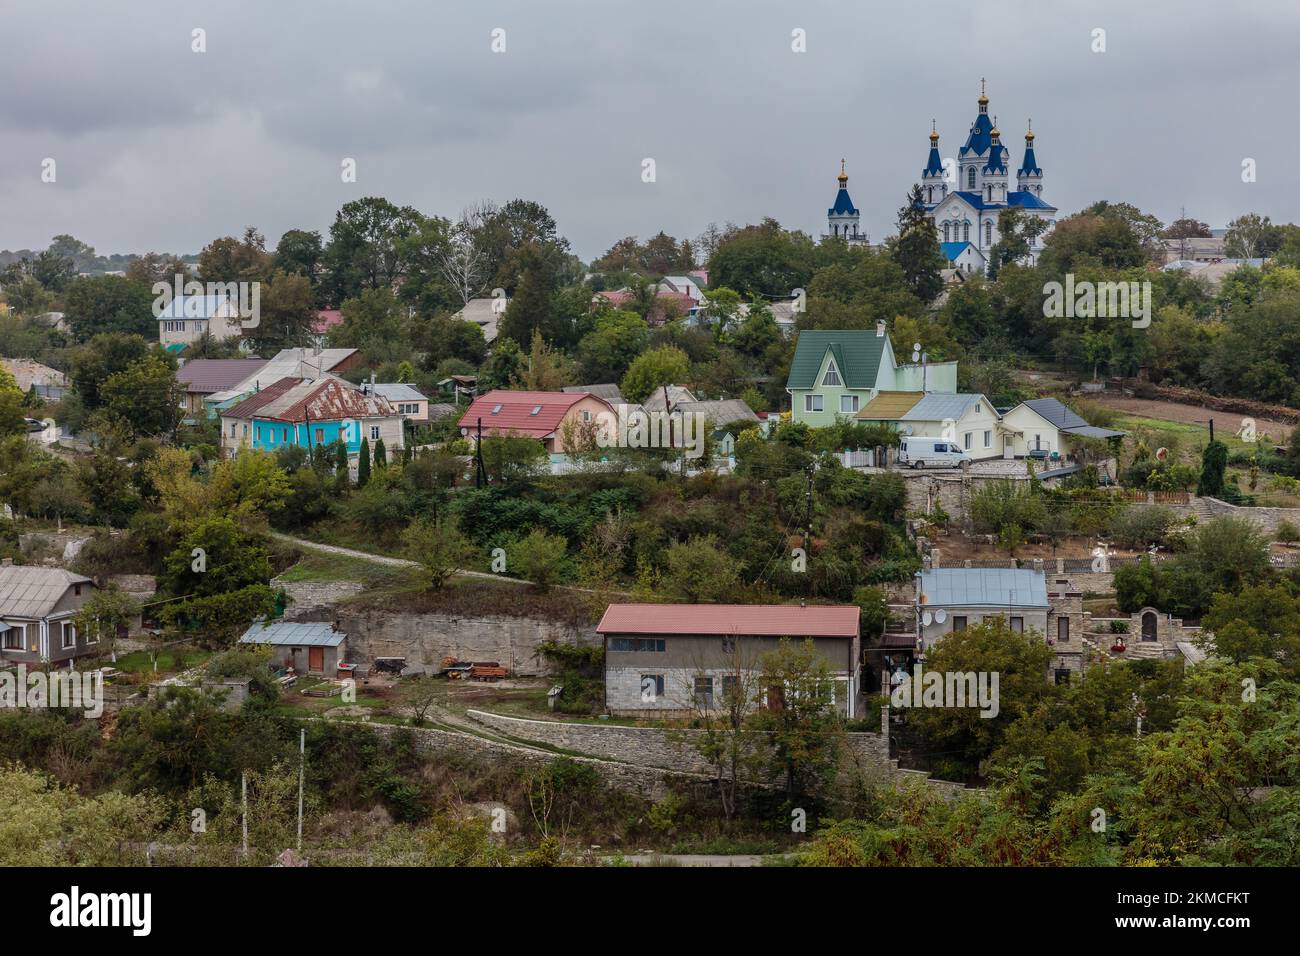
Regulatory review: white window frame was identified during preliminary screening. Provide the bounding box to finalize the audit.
[822,360,842,387]
[805,394,823,413]
[60,621,76,650]
[370,425,381,440]
[4,623,26,651]
[984,430,991,448]
[840,395,859,413]
[963,432,972,450]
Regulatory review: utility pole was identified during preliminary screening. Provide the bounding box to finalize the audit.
[802,461,816,597]
[297,728,305,852]
[475,417,488,488]
[241,771,248,860]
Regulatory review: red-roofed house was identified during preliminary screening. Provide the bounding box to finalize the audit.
[312,310,344,347]
[457,389,615,456]
[597,603,862,717]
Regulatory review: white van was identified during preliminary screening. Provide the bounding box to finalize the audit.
[898,437,971,470]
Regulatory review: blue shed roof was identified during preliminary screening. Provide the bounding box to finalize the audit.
[1008,191,1054,210]
[940,241,972,262]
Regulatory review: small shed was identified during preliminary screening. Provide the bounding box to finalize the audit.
[238,621,347,676]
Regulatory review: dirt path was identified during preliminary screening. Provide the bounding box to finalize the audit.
[1089,395,1292,442]
[271,532,629,596]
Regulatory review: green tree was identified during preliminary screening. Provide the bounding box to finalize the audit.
[889,185,945,301]
[621,346,691,404]
[656,535,741,603]
[750,639,844,799]
[357,437,372,486]
[401,514,478,590]
[508,529,570,591]
[63,276,156,341]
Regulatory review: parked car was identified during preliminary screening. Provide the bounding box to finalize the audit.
[898,437,971,470]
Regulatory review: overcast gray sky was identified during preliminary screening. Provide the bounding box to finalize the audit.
[1,0,1297,262]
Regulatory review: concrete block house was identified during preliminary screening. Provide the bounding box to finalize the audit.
[910,568,1085,683]
[238,621,348,677]
[0,563,98,665]
[597,603,862,718]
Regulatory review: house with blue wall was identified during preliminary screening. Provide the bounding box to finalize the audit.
[218,375,403,461]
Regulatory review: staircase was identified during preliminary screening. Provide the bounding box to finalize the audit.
[1193,498,1215,523]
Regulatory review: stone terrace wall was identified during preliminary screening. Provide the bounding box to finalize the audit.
[1203,497,1300,534]
[358,720,708,801]
[286,608,598,676]
[467,709,892,777]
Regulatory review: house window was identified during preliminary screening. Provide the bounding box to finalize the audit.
[963,432,971,450]
[694,676,715,708]
[610,638,666,653]
[721,635,736,654]
[983,430,991,448]
[1057,618,1070,643]
[230,423,237,437]
[805,394,823,413]
[1054,669,1071,685]
[1009,616,1024,633]
[242,424,248,437]
[3,624,25,650]
[985,222,993,245]
[640,674,665,701]
[822,360,842,387]
[943,222,951,241]
[530,404,542,416]
[952,616,968,632]
[61,622,76,650]
[74,584,81,597]
[491,403,502,414]
[966,167,976,189]
[962,222,970,241]
[315,428,325,444]
[721,675,739,700]
[370,425,380,440]
[840,395,859,413]
[581,410,591,422]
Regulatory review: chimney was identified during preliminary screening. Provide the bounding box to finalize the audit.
[876,319,886,338]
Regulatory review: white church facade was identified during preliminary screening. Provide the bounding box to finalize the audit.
[920,82,1058,274]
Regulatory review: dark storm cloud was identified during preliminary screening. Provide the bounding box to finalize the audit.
[1,0,1297,260]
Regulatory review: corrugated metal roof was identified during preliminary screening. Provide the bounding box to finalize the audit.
[458,390,610,439]
[176,358,269,394]
[238,621,346,647]
[787,330,888,390]
[678,399,760,426]
[901,393,988,422]
[0,566,92,619]
[207,349,359,403]
[372,383,427,403]
[597,603,859,638]
[917,568,1049,609]
[1021,398,1087,430]
[225,375,396,424]
[563,383,624,404]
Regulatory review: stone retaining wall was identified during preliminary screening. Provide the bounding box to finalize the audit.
[285,608,598,675]
[466,708,894,778]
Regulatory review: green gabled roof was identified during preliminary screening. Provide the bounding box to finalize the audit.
[786,330,888,390]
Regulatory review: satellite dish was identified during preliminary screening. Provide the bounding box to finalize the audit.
[922,611,933,626]
[935,609,948,624]
[912,342,922,363]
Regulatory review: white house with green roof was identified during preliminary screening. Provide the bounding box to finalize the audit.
[786,323,957,427]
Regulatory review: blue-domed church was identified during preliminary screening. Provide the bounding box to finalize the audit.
[919,81,1057,274]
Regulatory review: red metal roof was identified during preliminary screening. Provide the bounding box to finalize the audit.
[597,604,860,638]
[176,358,269,394]
[457,389,610,439]
[313,309,344,333]
[221,377,304,419]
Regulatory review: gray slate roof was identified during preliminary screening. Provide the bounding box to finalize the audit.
[239,621,346,647]
[918,568,1050,610]
[0,566,92,619]
[564,383,624,404]
[1021,398,1125,439]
